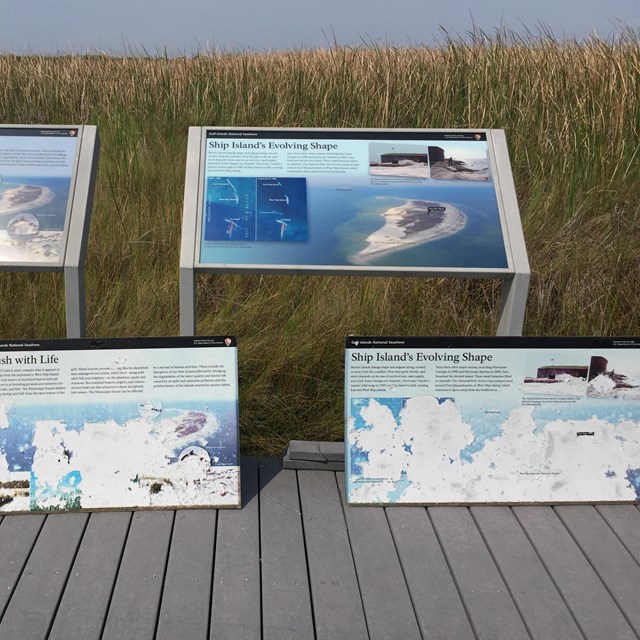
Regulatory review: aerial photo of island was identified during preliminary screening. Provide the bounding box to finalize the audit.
[352,197,465,264]
[0,177,67,263]
[0,182,53,215]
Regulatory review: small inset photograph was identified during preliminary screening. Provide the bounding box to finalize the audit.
[428,141,490,181]
[587,353,640,399]
[369,143,429,178]
[522,351,590,397]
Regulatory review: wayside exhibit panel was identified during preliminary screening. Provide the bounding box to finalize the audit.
[0,336,240,512]
[196,128,516,275]
[0,126,81,268]
[345,336,640,505]
[180,127,529,336]
[0,124,100,338]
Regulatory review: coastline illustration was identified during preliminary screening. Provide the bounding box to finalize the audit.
[352,198,466,264]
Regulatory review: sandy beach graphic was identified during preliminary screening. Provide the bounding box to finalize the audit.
[352,198,466,264]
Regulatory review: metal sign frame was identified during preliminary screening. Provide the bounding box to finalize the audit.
[180,127,529,335]
[0,125,100,338]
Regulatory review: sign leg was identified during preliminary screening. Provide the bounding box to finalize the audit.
[64,265,86,338]
[497,273,530,336]
[180,266,196,336]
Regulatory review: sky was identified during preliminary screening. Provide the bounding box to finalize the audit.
[1,0,638,55]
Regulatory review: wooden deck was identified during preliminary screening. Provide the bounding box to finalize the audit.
[0,457,639,640]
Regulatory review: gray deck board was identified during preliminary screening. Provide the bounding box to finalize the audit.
[0,460,638,640]
[429,506,530,640]
[387,506,475,640]
[298,469,368,640]
[596,504,640,565]
[555,505,640,635]
[0,512,88,640]
[337,474,422,640]
[211,456,261,640]
[471,506,583,640]
[514,506,638,640]
[101,510,174,640]
[156,509,217,640]
[0,514,45,619]
[259,458,314,640]
[47,511,131,640]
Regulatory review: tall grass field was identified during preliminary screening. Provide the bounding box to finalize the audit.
[0,34,638,454]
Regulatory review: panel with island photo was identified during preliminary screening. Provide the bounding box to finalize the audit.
[0,127,80,266]
[198,129,510,272]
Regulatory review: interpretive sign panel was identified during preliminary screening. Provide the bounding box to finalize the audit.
[345,336,640,505]
[0,336,240,513]
[197,129,510,272]
[181,127,529,335]
[0,127,80,266]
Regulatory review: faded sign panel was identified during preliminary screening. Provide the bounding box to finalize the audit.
[345,336,640,505]
[0,336,240,512]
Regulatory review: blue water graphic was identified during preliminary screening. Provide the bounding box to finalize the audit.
[374,398,406,426]
[350,444,369,476]
[532,399,640,430]
[625,468,640,499]
[0,400,238,471]
[387,469,412,502]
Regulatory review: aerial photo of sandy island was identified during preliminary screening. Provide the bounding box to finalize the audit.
[0,184,61,262]
[0,183,53,215]
[352,198,465,264]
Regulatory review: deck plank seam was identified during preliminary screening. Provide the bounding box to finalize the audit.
[383,507,430,640]
[383,506,427,640]
[152,510,177,640]
[468,507,534,640]
[553,507,640,640]
[257,463,264,640]
[206,508,220,640]
[511,508,588,640]
[44,513,92,640]
[335,472,372,640]
[594,506,640,570]
[295,470,318,640]
[97,511,134,640]
[426,507,481,640]
[0,515,46,625]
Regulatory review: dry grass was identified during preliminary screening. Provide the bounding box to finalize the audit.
[0,33,639,453]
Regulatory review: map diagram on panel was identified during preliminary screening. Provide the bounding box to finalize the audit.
[204,176,307,242]
[256,177,308,241]
[204,177,256,241]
